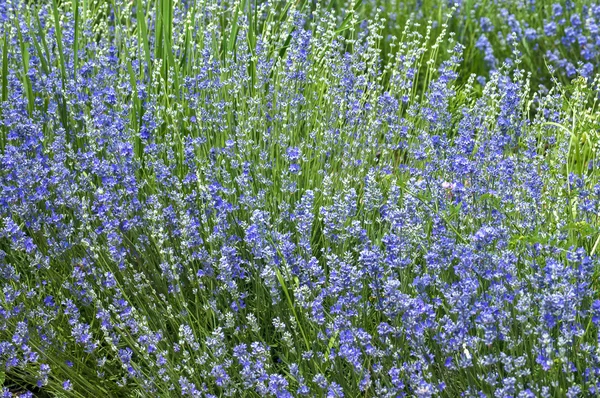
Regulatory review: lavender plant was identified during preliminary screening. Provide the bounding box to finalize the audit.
[1,0,600,397]
[339,0,600,86]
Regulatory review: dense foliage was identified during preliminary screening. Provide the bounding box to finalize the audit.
[1,0,600,396]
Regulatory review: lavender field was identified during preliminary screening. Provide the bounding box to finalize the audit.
[1,0,600,396]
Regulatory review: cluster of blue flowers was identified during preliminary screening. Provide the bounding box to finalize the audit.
[484,1,600,79]
[373,0,600,83]
[1,0,600,397]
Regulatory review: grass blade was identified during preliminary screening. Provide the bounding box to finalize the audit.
[1,31,8,104]
[136,0,152,80]
[0,31,7,152]
[51,0,67,87]
[15,18,34,115]
[73,0,80,75]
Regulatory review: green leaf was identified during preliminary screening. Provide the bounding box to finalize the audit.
[28,22,49,74]
[0,31,7,152]
[51,0,67,87]
[73,0,80,75]
[227,0,246,56]
[136,0,152,80]
[324,330,339,360]
[15,19,34,115]
[153,0,163,66]
[1,30,8,103]
[33,7,52,70]
[274,267,311,352]
[334,0,363,34]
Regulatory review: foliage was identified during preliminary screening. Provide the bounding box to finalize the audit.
[1,0,600,397]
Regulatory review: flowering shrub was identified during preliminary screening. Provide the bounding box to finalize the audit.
[1,0,600,397]
[357,0,600,85]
